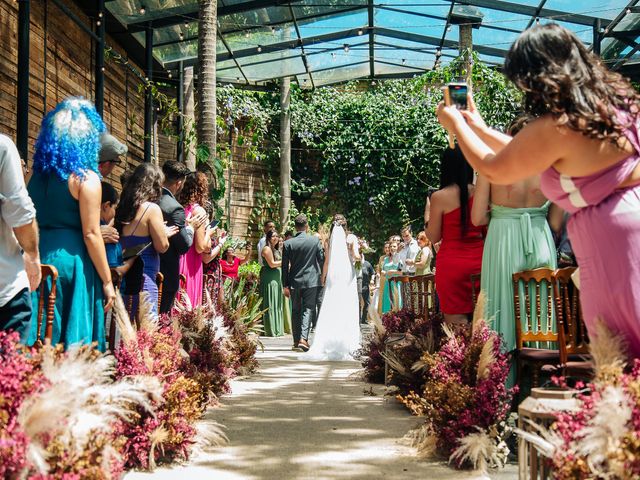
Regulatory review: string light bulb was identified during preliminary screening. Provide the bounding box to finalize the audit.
[402,58,406,65]
[331,52,336,60]
[168,71,172,78]
[357,28,363,35]
[98,11,103,18]
[271,26,276,33]
[535,17,540,24]
[139,5,146,15]
[179,32,184,40]
[96,20,101,26]
[343,44,350,53]
[435,48,442,58]
[446,25,452,32]
[257,45,263,52]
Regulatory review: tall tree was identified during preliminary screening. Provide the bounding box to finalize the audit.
[197,0,217,179]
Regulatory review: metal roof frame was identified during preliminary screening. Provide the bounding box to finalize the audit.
[101,0,639,87]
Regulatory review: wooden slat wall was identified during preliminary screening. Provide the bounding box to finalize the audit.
[0,0,275,250]
[0,0,176,189]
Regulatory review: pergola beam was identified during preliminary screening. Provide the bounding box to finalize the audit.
[456,0,612,27]
[127,0,308,33]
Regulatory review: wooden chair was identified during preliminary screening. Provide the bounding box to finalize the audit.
[470,272,481,307]
[156,272,164,312]
[512,268,561,388]
[554,267,592,379]
[388,275,411,312]
[35,265,59,346]
[414,274,438,319]
[107,268,122,351]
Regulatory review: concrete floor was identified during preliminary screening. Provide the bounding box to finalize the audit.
[125,335,518,480]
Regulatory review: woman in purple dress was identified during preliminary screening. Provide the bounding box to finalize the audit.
[437,23,640,357]
[116,164,178,316]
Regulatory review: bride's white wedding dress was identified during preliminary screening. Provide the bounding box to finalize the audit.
[306,225,361,361]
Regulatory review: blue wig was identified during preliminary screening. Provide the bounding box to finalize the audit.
[32,97,106,180]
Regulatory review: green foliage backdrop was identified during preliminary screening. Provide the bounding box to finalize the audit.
[289,55,522,249]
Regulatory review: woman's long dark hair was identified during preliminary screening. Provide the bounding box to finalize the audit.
[266,230,279,251]
[440,146,474,236]
[504,23,640,144]
[115,163,164,230]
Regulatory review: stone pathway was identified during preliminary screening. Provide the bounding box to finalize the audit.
[125,335,518,480]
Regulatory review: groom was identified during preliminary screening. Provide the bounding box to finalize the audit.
[282,214,324,352]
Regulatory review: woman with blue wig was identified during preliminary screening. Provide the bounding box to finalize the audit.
[27,97,116,351]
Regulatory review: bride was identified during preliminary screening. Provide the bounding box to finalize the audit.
[306,214,361,361]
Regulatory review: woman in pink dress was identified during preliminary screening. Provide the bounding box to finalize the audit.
[177,172,215,307]
[437,24,640,357]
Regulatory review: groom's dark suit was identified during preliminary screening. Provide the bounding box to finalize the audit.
[282,231,324,345]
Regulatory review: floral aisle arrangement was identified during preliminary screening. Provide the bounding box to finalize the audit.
[168,296,238,400]
[401,297,516,472]
[358,307,442,386]
[0,330,161,480]
[518,322,640,480]
[112,296,225,470]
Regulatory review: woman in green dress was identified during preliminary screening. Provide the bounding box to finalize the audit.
[27,98,116,351]
[260,230,284,337]
[380,240,402,314]
[406,231,433,276]
[470,116,557,353]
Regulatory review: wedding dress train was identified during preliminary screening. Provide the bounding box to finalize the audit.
[306,225,361,361]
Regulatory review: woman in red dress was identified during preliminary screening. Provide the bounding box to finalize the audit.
[426,146,484,324]
[220,245,251,281]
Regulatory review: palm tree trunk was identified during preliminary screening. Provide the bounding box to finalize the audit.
[197,0,217,182]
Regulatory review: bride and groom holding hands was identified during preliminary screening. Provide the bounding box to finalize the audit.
[281,213,362,361]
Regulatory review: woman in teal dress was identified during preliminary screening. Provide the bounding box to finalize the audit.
[380,240,402,314]
[27,98,115,351]
[260,230,284,336]
[472,173,557,353]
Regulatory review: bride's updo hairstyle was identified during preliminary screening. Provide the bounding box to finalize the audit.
[504,23,640,144]
[331,213,348,235]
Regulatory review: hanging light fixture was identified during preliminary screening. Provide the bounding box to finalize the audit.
[402,58,406,65]
[357,28,364,35]
[139,5,146,15]
[343,44,350,53]
[257,45,263,52]
[179,32,184,41]
[331,52,336,60]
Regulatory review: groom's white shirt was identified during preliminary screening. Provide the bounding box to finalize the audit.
[398,238,420,274]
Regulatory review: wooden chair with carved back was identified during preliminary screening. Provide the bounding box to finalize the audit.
[34,265,59,347]
[107,268,122,351]
[470,272,481,308]
[553,267,592,379]
[388,275,412,312]
[413,274,438,319]
[156,272,164,313]
[512,268,561,388]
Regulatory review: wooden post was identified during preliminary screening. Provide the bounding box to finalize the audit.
[17,0,30,162]
[183,66,196,170]
[279,77,292,228]
[459,23,473,87]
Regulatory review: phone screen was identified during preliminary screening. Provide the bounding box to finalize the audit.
[448,83,468,109]
[208,219,220,229]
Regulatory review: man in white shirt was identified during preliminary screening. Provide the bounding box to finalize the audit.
[0,135,41,340]
[398,226,420,274]
[257,220,275,266]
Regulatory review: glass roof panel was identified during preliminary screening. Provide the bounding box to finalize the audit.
[543,0,628,20]
[373,45,436,69]
[374,7,446,39]
[304,36,368,56]
[223,22,298,52]
[297,9,369,38]
[312,62,370,86]
[292,0,367,20]
[237,48,302,67]
[306,46,368,72]
[108,0,197,25]
[241,55,307,82]
[154,39,198,64]
[219,6,292,34]
[375,62,429,77]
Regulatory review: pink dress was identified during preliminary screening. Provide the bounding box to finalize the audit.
[178,204,203,307]
[540,115,640,357]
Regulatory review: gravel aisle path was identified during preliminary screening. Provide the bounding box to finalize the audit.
[125,335,518,480]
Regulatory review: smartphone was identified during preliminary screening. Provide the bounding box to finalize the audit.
[208,219,220,229]
[447,82,468,110]
[122,241,153,261]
